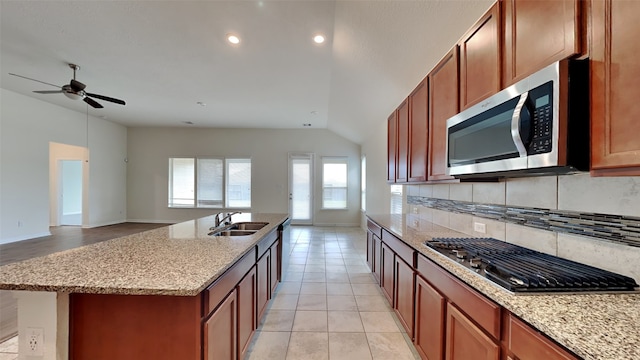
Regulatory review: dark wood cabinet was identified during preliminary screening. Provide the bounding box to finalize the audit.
[503,313,579,360]
[257,249,270,322]
[237,266,256,360]
[446,303,500,360]
[503,0,582,86]
[396,99,410,183]
[372,234,382,283]
[270,240,280,293]
[387,111,398,183]
[366,230,374,272]
[459,3,501,110]
[414,274,446,360]
[380,242,395,304]
[428,47,459,181]
[408,78,429,182]
[590,0,640,175]
[394,256,415,337]
[204,291,237,360]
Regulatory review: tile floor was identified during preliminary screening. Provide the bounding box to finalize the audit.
[0,226,421,360]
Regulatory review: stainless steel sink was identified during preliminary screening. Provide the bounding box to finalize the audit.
[208,222,268,236]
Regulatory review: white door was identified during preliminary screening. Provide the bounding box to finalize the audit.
[59,160,83,226]
[288,153,313,225]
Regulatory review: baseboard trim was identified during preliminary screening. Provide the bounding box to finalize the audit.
[0,231,52,245]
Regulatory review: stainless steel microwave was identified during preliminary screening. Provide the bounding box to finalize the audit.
[446,59,589,179]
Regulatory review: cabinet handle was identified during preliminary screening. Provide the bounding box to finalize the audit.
[511,91,529,157]
[507,356,516,360]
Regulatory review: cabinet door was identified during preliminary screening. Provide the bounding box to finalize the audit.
[591,0,640,174]
[503,0,581,85]
[459,3,501,110]
[372,234,382,284]
[270,240,280,293]
[237,267,257,360]
[414,275,446,360]
[387,111,398,183]
[428,47,459,181]
[204,291,237,360]
[396,99,409,183]
[394,256,415,337]
[366,231,374,272]
[445,303,499,360]
[408,78,429,182]
[257,250,270,322]
[505,314,579,360]
[380,242,395,304]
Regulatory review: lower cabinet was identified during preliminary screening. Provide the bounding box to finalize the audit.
[372,234,382,283]
[394,256,414,336]
[237,267,257,360]
[503,313,579,360]
[414,274,445,360]
[204,291,237,360]
[446,303,499,360]
[270,239,280,293]
[256,248,270,322]
[380,242,395,304]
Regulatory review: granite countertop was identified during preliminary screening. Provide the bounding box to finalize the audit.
[367,213,640,360]
[0,213,288,296]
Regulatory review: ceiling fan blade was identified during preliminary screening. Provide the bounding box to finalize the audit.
[83,97,103,109]
[70,79,86,92]
[9,73,61,88]
[85,92,126,105]
[34,90,63,94]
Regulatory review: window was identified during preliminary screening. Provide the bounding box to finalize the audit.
[169,157,251,208]
[322,157,348,209]
[390,184,403,214]
[361,156,366,212]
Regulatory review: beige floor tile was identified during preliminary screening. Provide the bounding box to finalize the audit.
[303,272,326,283]
[270,294,299,310]
[289,256,307,265]
[288,264,306,272]
[246,331,290,360]
[346,265,371,274]
[327,295,358,311]
[351,283,382,296]
[297,294,327,310]
[325,272,350,283]
[306,258,325,265]
[328,333,372,360]
[305,264,326,273]
[355,295,392,312]
[328,311,364,332]
[277,281,302,295]
[0,336,18,353]
[292,310,328,332]
[259,310,296,331]
[283,271,304,282]
[344,258,367,265]
[300,282,327,295]
[286,332,329,360]
[326,283,353,295]
[348,273,376,284]
[360,312,402,332]
[366,332,417,360]
[325,258,345,265]
[325,265,348,273]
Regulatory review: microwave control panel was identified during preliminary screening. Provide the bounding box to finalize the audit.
[527,83,554,155]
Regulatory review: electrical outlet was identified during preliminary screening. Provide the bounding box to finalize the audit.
[26,327,44,356]
[412,207,418,214]
[474,222,486,234]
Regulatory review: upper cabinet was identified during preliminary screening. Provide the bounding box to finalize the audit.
[502,0,582,85]
[387,111,397,183]
[459,3,501,110]
[428,47,459,182]
[396,99,410,183]
[408,78,429,182]
[590,0,640,175]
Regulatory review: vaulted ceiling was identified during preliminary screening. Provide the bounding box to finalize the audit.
[0,0,493,144]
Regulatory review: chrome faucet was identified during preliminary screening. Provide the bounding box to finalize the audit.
[214,211,241,227]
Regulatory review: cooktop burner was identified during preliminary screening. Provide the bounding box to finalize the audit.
[425,237,639,293]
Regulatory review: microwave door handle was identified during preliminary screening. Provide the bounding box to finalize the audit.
[511,92,529,157]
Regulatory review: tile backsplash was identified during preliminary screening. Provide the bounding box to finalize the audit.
[404,174,640,281]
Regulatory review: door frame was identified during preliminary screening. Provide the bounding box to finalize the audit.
[288,152,314,225]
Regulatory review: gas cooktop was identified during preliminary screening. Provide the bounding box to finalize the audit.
[425,237,639,293]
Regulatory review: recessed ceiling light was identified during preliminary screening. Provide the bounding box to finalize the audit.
[227,34,240,45]
[303,123,312,127]
[313,34,325,44]
[197,101,206,106]
[183,121,194,125]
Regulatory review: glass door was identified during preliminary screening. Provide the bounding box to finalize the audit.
[288,153,313,225]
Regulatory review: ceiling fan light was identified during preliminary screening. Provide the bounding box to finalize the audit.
[63,91,83,100]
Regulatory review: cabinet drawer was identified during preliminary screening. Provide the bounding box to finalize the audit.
[257,229,278,258]
[382,229,415,267]
[204,248,256,316]
[506,314,579,360]
[367,218,382,238]
[417,254,500,339]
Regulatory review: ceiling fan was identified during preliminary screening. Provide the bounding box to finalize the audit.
[9,63,126,109]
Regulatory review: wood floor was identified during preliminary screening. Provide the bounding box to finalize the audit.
[0,223,169,342]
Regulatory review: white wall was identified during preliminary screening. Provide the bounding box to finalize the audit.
[0,89,127,244]
[360,118,391,227]
[126,127,361,225]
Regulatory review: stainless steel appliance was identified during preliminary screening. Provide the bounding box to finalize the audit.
[446,59,589,178]
[425,237,638,293]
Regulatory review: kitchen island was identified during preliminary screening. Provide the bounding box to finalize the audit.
[0,212,289,359]
[366,213,640,360]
